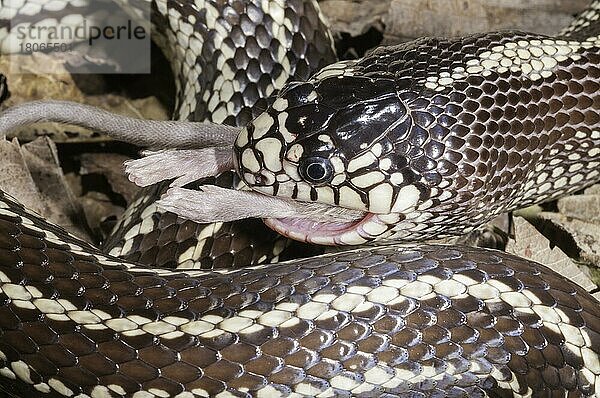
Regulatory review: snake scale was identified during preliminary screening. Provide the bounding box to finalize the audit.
[0,0,598,397]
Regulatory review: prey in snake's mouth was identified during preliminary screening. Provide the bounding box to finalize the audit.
[263,209,376,246]
[118,9,600,251]
[230,76,430,246]
[142,180,378,246]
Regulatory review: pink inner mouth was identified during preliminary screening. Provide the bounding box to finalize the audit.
[264,212,374,245]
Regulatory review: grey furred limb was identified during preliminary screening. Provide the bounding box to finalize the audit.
[0,100,240,148]
[157,185,365,223]
[125,147,234,187]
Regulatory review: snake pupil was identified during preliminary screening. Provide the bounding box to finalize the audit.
[300,157,333,184]
[307,163,326,180]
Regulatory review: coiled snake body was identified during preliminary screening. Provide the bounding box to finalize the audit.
[0,0,599,397]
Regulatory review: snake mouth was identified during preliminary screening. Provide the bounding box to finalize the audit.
[264,212,377,246]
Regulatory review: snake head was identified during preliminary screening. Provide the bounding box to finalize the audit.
[233,65,431,245]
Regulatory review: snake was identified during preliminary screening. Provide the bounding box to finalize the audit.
[0,0,598,397]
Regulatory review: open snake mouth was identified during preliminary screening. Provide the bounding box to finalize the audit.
[264,212,377,246]
[149,184,381,246]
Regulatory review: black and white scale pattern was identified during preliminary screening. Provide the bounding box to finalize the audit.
[1,0,337,271]
[0,189,598,397]
[1,1,600,396]
[236,3,600,246]
[101,0,337,269]
[147,0,336,124]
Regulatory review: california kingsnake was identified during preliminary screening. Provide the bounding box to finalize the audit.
[0,0,598,397]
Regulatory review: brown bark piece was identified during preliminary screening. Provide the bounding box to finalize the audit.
[507,217,597,293]
[80,153,139,204]
[0,137,91,240]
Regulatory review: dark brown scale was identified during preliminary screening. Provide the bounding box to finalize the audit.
[199,331,240,352]
[221,343,259,365]
[138,345,178,369]
[338,321,371,342]
[79,353,118,377]
[377,347,409,367]
[186,377,227,397]
[202,360,244,382]
[563,347,586,371]
[23,354,59,379]
[178,346,219,369]
[58,367,98,389]
[229,373,268,392]
[223,291,260,309]
[391,327,422,348]
[59,334,96,358]
[120,360,161,383]
[284,347,319,368]
[97,340,137,364]
[268,366,305,386]
[21,322,57,347]
[299,329,334,351]
[315,311,351,331]
[2,331,36,355]
[354,303,387,322]
[101,374,143,394]
[408,343,435,362]
[239,325,277,346]
[244,355,283,377]
[16,233,47,250]
[321,341,357,362]
[307,359,343,379]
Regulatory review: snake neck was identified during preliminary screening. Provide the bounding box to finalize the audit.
[379,30,600,241]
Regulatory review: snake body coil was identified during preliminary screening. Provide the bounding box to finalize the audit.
[0,191,599,397]
[0,0,599,397]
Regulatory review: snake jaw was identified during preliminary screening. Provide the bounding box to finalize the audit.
[264,212,380,245]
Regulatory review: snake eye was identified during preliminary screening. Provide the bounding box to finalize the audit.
[299,156,334,184]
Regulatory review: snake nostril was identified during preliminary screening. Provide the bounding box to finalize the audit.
[253,170,277,186]
[254,174,268,185]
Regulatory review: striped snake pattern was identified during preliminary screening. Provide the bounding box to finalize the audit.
[0,0,599,397]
